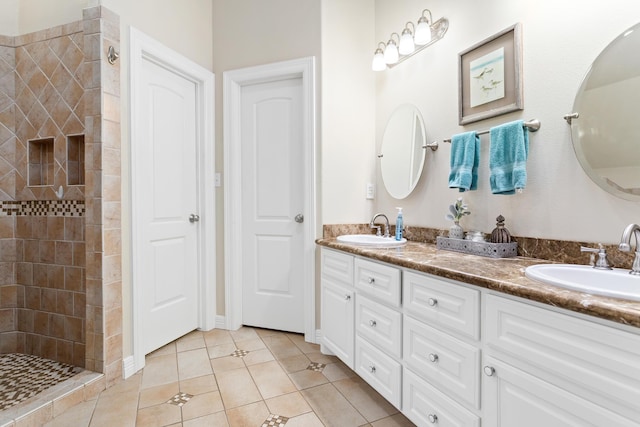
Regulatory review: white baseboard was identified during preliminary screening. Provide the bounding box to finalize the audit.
[122,355,137,379]
[215,315,227,329]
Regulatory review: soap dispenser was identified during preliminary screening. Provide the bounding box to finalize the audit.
[395,207,404,241]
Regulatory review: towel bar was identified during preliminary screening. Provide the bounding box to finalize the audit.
[443,119,540,143]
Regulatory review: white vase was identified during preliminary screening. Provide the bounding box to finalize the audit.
[449,221,464,239]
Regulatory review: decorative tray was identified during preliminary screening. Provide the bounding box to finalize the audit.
[436,236,518,258]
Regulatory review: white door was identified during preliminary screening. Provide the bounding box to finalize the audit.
[240,77,304,333]
[137,57,199,354]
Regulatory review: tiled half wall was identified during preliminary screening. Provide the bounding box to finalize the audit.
[0,201,85,368]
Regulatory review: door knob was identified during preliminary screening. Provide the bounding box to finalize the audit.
[189,214,200,223]
[295,214,304,223]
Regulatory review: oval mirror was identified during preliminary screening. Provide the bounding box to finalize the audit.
[380,104,427,199]
[571,22,640,200]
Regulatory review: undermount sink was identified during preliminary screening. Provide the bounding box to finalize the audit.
[336,234,407,248]
[525,264,640,301]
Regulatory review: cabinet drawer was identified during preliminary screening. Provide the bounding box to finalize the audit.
[356,295,402,358]
[404,271,480,340]
[355,337,402,409]
[485,294,640,421]
[404,315,480,409]
[403,369,479,427]
[355,258,401,307]
[321,248,353,286]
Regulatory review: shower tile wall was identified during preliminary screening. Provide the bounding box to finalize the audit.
[0,23,87,368]
[0,6,122,384]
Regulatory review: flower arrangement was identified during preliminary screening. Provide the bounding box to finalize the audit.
[445,197,471,224]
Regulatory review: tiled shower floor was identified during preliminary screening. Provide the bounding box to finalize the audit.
[45,327,416,426]
[0,353,82,411]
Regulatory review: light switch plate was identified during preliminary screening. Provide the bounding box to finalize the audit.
[366,183,375,199]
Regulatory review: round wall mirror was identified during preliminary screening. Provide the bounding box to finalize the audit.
[571,22,640,200]
[380,104,427,199]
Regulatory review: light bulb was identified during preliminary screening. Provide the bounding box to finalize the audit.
[371,48,386,71]
[399,28,415,55]
[384,40,399,64]
[414,17,431,45]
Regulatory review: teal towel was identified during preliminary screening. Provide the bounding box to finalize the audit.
[489,120,529,195]
[448,131,480,192]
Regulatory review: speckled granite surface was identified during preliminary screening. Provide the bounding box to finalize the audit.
[317,233,640,329]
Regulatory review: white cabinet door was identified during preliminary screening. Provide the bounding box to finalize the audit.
[485,294,640,421]
[483,356,639,427]
[321,278,355,368]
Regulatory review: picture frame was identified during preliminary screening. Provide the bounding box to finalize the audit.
[458,23,523,125]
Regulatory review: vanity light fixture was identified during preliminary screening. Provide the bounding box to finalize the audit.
[371,8,448,71]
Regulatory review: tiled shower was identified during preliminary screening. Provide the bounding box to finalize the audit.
[0,5,123,394]
[0,21,88,368]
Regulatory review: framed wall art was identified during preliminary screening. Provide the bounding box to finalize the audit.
[458,23,523,125]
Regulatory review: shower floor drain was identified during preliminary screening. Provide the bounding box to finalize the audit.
[0,353,82,411]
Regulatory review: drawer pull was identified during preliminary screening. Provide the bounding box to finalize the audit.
[368,277,375,284]
[428,298,438,306]
[483,366,496,377]
[368,365,376,373]
[345,294,351,300]
[428,353,439,363]
[428,414,438,423]
[369,320,377,327]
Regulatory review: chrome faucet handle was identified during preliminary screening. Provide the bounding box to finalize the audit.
[370,223,382,236]
[580,244,613,270]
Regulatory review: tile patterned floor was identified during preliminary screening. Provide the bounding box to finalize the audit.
[44,327,416,426]
[0,353,82,411]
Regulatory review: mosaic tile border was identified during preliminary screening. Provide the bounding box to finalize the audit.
[0,200,85,217]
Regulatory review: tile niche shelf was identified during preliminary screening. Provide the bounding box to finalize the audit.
[28,137,54,186]
[67,134,85,186]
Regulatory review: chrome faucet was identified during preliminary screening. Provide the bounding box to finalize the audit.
[370,213,390,238]
[619,223,640,275]
[580,244,612,270]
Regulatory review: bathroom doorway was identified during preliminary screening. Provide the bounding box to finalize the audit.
[224,57,317,342]
[130,28,216,372]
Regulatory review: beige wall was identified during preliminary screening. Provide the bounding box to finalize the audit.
[365,0,640,244]
[321,0,377,224]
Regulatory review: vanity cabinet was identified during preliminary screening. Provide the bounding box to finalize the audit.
[320,246,640,426]
[320,249,355,368]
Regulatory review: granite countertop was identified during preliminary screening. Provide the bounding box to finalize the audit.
[316,238,640,329]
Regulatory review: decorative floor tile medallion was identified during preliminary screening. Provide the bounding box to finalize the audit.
[167,392,193,406]
[261,414,289,427]
[230,349,249,358]
[306,362,326,372]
